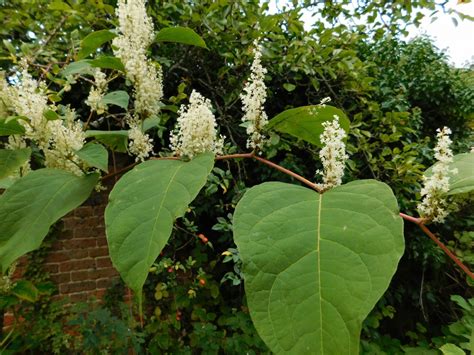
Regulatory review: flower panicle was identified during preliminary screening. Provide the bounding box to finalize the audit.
[127,115,154,162]
[240,40,268,151]
[417,126,458,223]
[113,0,162,116]
[170,90,224,158]
[315,115,348,191]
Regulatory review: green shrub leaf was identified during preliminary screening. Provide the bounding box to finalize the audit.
[100,90,129,109]
[233,180,404,354]
[425,152,474,196]
[61,60,93,77]
[77,30,117,60]
[85,130,129,153]
[90,56,125,72]
[105,153,214,296]
[155,26,207,49]
[0,118,26,136]
[76,143,109,172]
[12,280,39,302]
[0,148,31,179]
[0,170,98,271]
[267,105,350,147]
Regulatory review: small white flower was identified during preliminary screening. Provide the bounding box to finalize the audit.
[85,69,107,114]
[113,0,163,116]
[319,97,331,106]
[315,116,348,190]
[127,115,154,162]
[240,40,268,151]
[44,108,86,176]
[170,90,224,158]
[417,127,457,222]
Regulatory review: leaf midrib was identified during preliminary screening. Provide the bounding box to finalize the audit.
[317,194,323,354]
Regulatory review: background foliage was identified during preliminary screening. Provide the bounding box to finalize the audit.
[0,0,472,353]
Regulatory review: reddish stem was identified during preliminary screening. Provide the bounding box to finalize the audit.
[400,213,474,280]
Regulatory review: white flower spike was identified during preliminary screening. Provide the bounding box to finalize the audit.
[316,115,349,190]
[240,40,268,151]
[113,0,163,116]
[417,127,457,222]
[170,90,224,158]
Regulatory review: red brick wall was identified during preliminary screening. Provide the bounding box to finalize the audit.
[15,190,120,303]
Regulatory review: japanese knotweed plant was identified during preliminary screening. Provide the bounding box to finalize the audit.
[0,1,473,354]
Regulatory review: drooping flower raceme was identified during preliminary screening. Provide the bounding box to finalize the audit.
[44,108,85,176]
[316,116,349,190]
[417,127,457,223]
[127,115,154,162]
[113,0,163,116]
[2,65,85,176]
[240,40,268,151]
[170,90,224,158]
[85,69,108,114]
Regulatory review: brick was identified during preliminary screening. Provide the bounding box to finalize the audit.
[88,246,109,258]
[74,206,93,218]
[61,229,74,239]
[95,289,106,298]
[44,263,59,274]
[91,268,117,279]
[74,228,95,238]
[67,239,97,249]
[71,270,91,282]
[97,237,108,246]
[96,257,112,268]
[49,273,71,284]
[59,259,96,273]
[68,292,89,302]
[45,251,69,263]
[68,249,89,260]
[96,278,115,289]
[60,281,96,294]
[63,217,80,230]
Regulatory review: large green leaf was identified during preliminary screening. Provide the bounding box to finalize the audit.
[85,130,129,153]
[0,169,98,271]
[105,153,214,295]
[155,26,207,49]
[77,30,117,60]
[90,56,125,72]
[425,152,474,196]
[100,90,129,109]
[233,180,404,354]
[0,118,25,136]
[266,105,350,147]
[76,143,109,172]
[61,60,94,77]
[0,148,31,179]
[11,280,39,302]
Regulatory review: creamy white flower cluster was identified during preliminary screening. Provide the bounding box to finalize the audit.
[1,67,85,176]
[417,127,457,223]
[127,116,154,162]
[85,69,107,114]
[44,110,85,175]
[316,116,349,190]
[240,40,268,151]
[0,262,16,293]
[170,90,224,158]
[113,0,163,116]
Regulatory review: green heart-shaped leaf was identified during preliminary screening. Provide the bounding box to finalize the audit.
[155,26,207,49]
[424,152,474,196]
[267,105,350,147]
[0,148,31,179]
[233,180,404,354]
[0,169,98,271]
[105,153,214,295]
